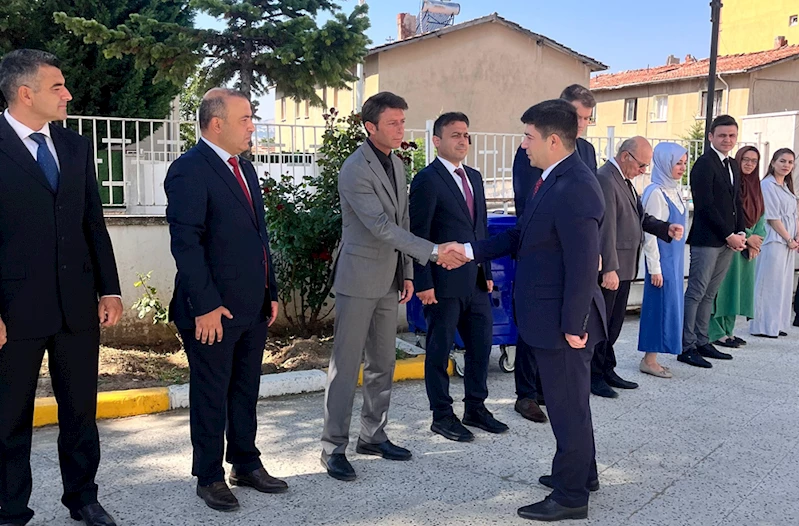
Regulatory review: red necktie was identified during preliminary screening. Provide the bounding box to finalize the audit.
[454,167,475,221]
[228,156,269,289]
[533,177,544,196]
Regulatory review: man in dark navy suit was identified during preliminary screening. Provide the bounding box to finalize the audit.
[441,100,606,521]
[410,112,508,442]
[165,88,287,513]
[0,50,122,526]
[511,84,598,425]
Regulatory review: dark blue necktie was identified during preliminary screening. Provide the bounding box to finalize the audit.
[29,133,60,192]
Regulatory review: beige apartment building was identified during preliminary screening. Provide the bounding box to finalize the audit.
[719,0,799,55]
[588,44,799,142]
[275,13,606,134]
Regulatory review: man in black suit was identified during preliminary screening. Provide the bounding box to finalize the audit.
[441,100,607,521]
[410,112,508,442]
[511,84,597,424]
[592,137,682,398]
[0,50,122,526]
[165,88,287,512]
[679,115,747,368]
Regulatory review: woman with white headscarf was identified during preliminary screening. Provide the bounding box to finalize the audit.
[637,143,689,378]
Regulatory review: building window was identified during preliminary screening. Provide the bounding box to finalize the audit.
[653,95,668,121]
[294,100,300,121]
[624,98,638,122]
[304,100,310,119]
[333,88,339,110]
[280,98,286,122]
[322,88,328,108]
[589,105,596,125]
[700,89,723,118]
[790,15,798,26]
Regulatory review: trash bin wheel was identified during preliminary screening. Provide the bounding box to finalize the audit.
[499,346,515,373]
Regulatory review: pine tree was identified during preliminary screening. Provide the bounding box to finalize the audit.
[1,0,190,119]
[55,0,371,105]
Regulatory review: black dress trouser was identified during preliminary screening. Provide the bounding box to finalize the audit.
[591,279,631,379]
[0,327,101,524]
[423,286,493,421]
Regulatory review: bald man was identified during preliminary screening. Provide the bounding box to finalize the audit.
[592,137,684,398]
[165,88,287,512]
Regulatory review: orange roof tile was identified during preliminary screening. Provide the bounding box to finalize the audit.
[590,45,799,91]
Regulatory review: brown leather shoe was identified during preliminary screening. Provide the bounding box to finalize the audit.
[514,398,547,423]
[230,467,288,493]
[196,481,239,512]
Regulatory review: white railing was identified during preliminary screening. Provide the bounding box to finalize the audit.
[61,115,770,216]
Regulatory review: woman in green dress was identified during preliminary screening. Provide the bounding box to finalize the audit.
[709,146,766,348]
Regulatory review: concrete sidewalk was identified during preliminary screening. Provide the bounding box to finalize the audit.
[28,316,799,525]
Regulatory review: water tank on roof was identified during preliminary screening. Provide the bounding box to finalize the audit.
[417,0,460,34]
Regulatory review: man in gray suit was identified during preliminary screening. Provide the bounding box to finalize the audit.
[592,137,684,398]
[321,92,466,481]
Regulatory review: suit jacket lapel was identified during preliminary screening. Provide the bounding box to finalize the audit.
[0,115,56,194]
[609,162,638,211]
[433,159,473,224]
[709,151,734,194]
[519,154,578,239]
[467,166,485,223]
[361,143,399,211]
[197,140,257,227]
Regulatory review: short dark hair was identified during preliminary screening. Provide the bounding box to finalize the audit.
[521,99,578,151]
[560,84,596,108]
[198,88,249,130]
[709,114,738,133]
[0,49,60,104]
[361,92,408,131]
[433,112,469,137]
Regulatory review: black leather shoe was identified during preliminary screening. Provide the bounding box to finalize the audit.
[515,398,548,423]
[462,407,509,434]
[779,331,788,337]
[431,414,474,442]
[590,377,618,398]
[605,370,639,389]
[677,348,712,368]
[713,338,739,348]
[732,336,747,346]
[356,439,412,461]
[539,474,599,492]
[752,333,778,339]
[230,466,288,493]
[196,481,239,512]
[517,497,588,521]
[321,453,356,481]
[69,503,117,525]
[697,343,732,360]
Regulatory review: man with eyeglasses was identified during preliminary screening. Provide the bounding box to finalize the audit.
[592,137,684,398]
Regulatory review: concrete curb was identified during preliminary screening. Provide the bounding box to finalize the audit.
[33,340,444,427]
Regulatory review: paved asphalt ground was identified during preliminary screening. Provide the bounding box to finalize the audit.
[28,316,799,525]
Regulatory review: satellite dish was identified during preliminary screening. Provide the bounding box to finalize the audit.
[417,0,460,34]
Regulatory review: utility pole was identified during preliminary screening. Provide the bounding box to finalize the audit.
[704,0,723,152]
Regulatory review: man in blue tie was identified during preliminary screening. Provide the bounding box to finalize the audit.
[0,50,123,526]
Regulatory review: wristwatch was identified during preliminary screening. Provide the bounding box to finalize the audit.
[430,244,439,263]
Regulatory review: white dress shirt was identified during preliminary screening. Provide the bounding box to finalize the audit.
[642,187,685,275]
[710,144,734,186]
[4,110,120,300]
[201,136,252,199]
[437,156,474,199]
[4,110,61,171]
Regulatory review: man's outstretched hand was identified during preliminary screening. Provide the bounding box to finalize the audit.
[437,242,470,270]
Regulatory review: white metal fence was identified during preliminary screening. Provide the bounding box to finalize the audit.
[61,115,769,215]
